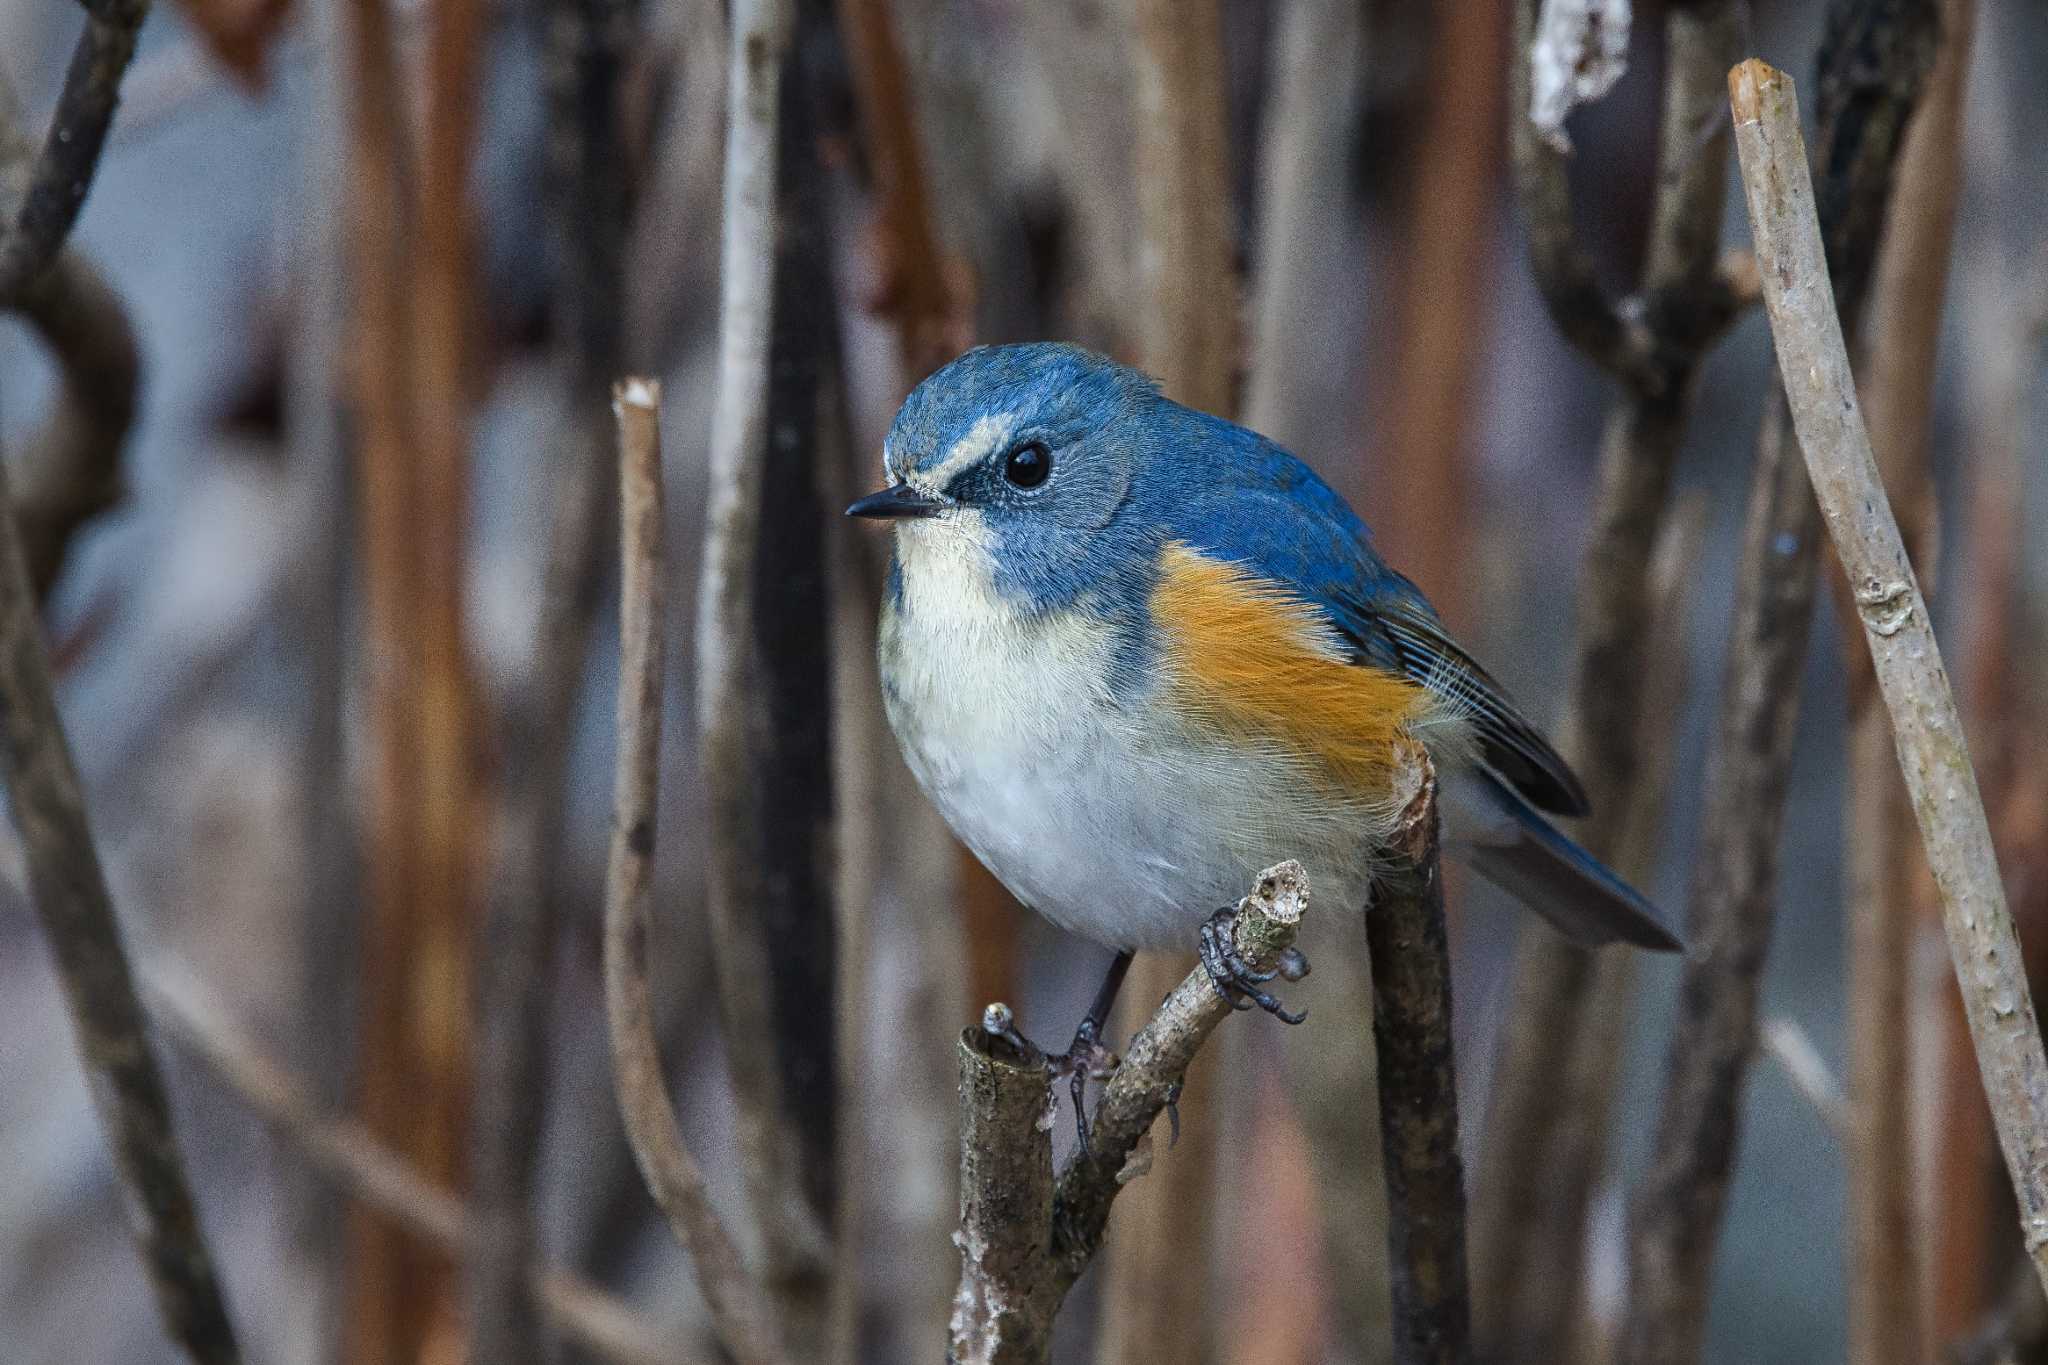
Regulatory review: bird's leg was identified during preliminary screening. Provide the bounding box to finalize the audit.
[1050,950,1133,1155]
[1199,905,1308,1024]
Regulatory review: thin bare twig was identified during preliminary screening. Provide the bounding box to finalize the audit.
[1476,5,1748,1351]
[138,963,688,1365]
[0,403,240,1365]
[1367,749,1469,1365]
[606,378,791,1365]
[0,0,151,300]
[1732,52,2048,1305]
[949,864,1312,1364]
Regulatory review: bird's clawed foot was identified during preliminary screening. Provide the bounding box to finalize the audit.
[1198,905,1308,1024]
[1050,1013,1121,1156]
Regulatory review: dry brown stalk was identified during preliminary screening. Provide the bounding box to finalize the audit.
[336,0,488,1348]
[1942,241,2048,1346]
[1730,51,2048,1307]
[834,0,962,378]
[606,378,792,1365]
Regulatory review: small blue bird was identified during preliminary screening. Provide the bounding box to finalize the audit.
[849,343,1679,1047]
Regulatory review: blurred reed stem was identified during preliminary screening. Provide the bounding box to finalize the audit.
[1476,5,1750,1354]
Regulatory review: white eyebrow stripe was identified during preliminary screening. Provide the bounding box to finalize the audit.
[905,412,1018,495]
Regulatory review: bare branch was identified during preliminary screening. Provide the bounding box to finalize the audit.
[606,378,792,1365]
[0,0,151,301]
[1367,749,1470,1365]
[1731,52,2048,1305]
[140,963,690,1365]
[0,375,239,1365]
[948,864,1311,1364]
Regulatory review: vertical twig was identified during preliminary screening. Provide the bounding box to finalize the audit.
[1730,52,2048,1307]
[0,397,242,1365]
[697,0,841,1344]
[1842,2,1974,1359]
[748,0,849,1344]
[607,379,792,1365]
[1620,12,1941,1361]
[1475,5,1750,1351]
[0,0,151,299]
[0,34,240,1365]
[1367,749,1470,1365]
[1096,1,1235,1358]
[467,0,638,1348]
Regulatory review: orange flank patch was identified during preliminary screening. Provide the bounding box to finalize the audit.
[1148,542,1429,794]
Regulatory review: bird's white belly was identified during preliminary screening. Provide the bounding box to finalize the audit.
[879,526,1379,950]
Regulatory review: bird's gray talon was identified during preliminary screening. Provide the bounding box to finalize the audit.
[1277,947,1312,982]
[1198,904,1307,1025]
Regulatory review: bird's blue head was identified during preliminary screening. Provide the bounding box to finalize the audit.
[848,343,1166,613]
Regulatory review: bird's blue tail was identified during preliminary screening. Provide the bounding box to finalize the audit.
[1445,772,1684,952]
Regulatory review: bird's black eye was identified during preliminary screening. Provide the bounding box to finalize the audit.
[1003,441,1051,489]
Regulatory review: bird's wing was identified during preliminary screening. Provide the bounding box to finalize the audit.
[1324,581,1590,817]
[1161,429,1589,816]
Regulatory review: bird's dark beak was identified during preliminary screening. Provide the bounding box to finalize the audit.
[845,484,946,519]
